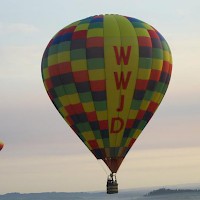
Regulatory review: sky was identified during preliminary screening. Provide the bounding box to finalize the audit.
[0,0,200,194]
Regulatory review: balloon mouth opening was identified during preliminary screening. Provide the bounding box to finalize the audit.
[103,157,124,173]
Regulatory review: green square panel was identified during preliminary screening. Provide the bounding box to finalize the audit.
[88,58,105,70]
[139,57,152,69]
[153,48,163,59]
[138,120,147,130]
[129,129,137,138]
[79,92,93,102]
[102,138,109,147]
[71,49,86,60]
[42,58,48,68]
[162,41,170,51]
[94,101,107,111]
[131,100,141,110]
[58,41,71,52]
[55,85,67,96]
[154,82,165,93]
[144,90,154,101]
[53,97,63,108]
[93,130,102,139]
[63,84,77,94]
[132,22,146,28]
[89,22,103,29]
[76,122,91,132]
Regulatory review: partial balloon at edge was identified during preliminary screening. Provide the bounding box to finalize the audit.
[0,141,4,151]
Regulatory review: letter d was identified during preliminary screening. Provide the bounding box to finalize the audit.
[111,117,124,133]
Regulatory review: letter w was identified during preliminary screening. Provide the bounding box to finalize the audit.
[113,46,132,65]
[114,71,132,90]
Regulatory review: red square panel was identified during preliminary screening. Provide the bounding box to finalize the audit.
[88,140,99,149]
[65,105,76,115]
[148,102,158,113]
[99,120,108,130]
[136,110,145,120]
[47,90,54,100]
[135,79,148,90]
[45,78,53,89]
[49,65,59,77]
[87,37,104,48]
[150,69,161,81]
[58,62,72,74]
[128,138,136,148]
[72,103,84,114]
[138,36,152,47]
[148,30,159,39]
[72,30,87,40]
[65,116,74,125]
[57,26,77,36]
[90,80,105,91]
[126,119,134,129]
[87,111,97,122]
[73,70,88,82]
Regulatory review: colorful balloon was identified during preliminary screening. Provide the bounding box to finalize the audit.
[41,14,172,173]
[0,141,4,151]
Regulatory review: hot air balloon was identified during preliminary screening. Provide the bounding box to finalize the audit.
[0,141,4,151]
[41,14,172,194]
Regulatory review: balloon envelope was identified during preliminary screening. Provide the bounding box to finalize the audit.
[41,14,172,172]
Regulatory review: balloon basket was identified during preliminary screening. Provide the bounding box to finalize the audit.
[106,173,118,194]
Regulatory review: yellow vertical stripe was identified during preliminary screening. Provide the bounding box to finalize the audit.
[114,15,139,147]
[104,15,139,149]
[104,15,121,147]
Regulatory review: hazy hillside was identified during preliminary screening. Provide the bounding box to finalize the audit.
[0,192,92,200]
[1,185,200,200]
